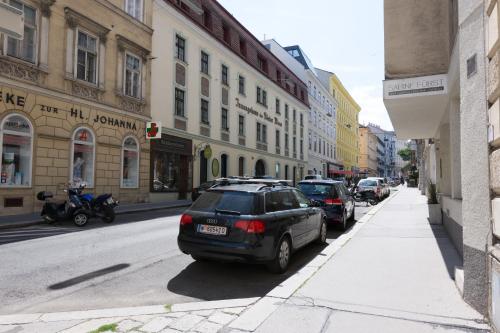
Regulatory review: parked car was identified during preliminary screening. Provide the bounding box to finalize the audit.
[178,183,327,273]
[356,178,384,201]
[191,180,218,202]
[297,180,355,231]
[366,177,390,198]
[304,175,323,180]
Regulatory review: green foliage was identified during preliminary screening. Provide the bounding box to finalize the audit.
[89,323,117,333]
[427,181,438,204]
[398,148,412,161]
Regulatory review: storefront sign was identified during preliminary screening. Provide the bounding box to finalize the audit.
[383,74,448,99]
[0,90,25,107]
[236,98,282,127]
[146,121,162,139]
[204,145,212,159]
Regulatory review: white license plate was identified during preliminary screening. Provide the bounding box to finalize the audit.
[197,224,227,236]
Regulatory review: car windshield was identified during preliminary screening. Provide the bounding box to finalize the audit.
[358,180,377,186]
[190,191,255,215]
[297,183,333,197]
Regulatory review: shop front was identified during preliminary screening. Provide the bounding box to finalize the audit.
[149,134,192,202]
[0,85,150,216]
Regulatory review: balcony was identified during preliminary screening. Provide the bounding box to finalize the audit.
[383,74,448,139]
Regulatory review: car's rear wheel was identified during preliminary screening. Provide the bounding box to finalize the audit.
[267,236,291,274]
[191,254,207,262]
[316,219,327,244]
[348,206,355,222]
[339,211,348,231]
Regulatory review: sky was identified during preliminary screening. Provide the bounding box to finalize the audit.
[217,0,393,131]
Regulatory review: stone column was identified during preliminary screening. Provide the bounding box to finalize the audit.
[439,123,451,196]
[449,99,462,199]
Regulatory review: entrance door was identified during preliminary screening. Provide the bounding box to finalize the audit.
[221,154,228,178]
[255,159,266,177]
[238,157,245,176]
[293,166,297,186]
[285,165,289,180]
[200,150,208,184]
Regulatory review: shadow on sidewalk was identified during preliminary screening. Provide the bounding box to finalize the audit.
[430,221,463,280]
[167,240,330,301]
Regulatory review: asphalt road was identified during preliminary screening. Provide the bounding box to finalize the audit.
[0,204,374,315]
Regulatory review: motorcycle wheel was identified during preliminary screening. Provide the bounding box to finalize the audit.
[73,212,89,227]
[368,199,378,206]
[101,206,115,223]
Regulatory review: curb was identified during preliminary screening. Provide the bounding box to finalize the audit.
[0,203,191,230]
[228,189,402,332]
[0,298,260,325]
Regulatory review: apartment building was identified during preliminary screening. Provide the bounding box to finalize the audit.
[150,0,309,201]
[0,0,153,215]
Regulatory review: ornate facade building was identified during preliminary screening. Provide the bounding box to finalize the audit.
[0,0,153,215]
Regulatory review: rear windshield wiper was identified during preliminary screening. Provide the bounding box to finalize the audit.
[215,208,241,216]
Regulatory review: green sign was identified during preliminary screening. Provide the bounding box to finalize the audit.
[212,158,219,177]
[204,145,212,159]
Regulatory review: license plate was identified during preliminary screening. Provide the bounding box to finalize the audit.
[197,224,227,236]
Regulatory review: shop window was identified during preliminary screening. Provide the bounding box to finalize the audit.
[71,127,95,187]
[153,151,180,192]
[0,114,32,187]
[121,136,139,188]
[6,0,37,63]
[76,30,98,84]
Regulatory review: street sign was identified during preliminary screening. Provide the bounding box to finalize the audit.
[146,121,161,139]
[0,2,24,40]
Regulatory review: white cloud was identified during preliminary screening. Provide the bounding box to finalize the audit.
[350,84,394,131]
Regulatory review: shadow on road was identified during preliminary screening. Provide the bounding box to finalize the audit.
[49,264,131,290]
[0,207,186,246]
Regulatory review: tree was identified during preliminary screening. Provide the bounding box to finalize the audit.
[398,148,412,161]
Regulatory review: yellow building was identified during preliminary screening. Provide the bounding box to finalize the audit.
[317,70,361,176]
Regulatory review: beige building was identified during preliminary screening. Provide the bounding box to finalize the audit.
[150,0,309,201]
[358,126,378,177]
[0,0,153,215]
[384,0,500,329]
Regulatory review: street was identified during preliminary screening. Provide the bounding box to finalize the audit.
[0,204,373,315]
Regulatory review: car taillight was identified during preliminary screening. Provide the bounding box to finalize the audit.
[180,214,193,226]
[234,220,265,234]
[324,198,343,205]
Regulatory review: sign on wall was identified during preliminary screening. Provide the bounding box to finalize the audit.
[146,122,162,139]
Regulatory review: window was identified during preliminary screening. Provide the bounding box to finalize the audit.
[221,108,229,131]
[276,130,280,148]
[285,133,289,150]
[71,128,95,187]
[0,114,32,187]
[238,156,245,176]
[293,137,296,153]
[275,98,280,114]
[293,109,296,123]
[125,0,143,20]
[175,88,185,117]
[239,38,247,56]
[300,139,303,155]
[6,0,36,63]
[257,87,267,106]
[285,104,289,119]
[239,75,245,95]
[238,115,245,136]
[124,53,141,98]
[222,24,230,44]
[257,54,267,72]
[175,34,186,62]
[257,122,267,143]
[203,9,212,28]
[221,64,228,85]
[200,51,209,75]
[76,30,98,84]
[276,70,282,83]
[300,113,303,127]
[293,83,298,95]
[201,99,209,124]
[122,136,139,188]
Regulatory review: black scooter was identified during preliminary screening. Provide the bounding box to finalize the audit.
[37,187,90,227]
[350,186,378,206]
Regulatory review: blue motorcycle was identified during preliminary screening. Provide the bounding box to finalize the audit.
[37,186,90,227]
[74,184,119,224]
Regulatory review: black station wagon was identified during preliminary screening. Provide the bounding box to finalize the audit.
[178,183,327,273]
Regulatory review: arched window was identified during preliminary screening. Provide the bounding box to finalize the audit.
[122,136,139,188]
[0,114,33,187]
[71,127,95,187]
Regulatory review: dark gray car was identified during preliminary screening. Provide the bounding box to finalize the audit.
[178,183,327,273]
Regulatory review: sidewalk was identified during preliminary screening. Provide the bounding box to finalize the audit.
[0,187,491,333]
[0,200,192,230]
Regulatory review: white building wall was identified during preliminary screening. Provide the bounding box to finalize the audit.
[151,1,308,186]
